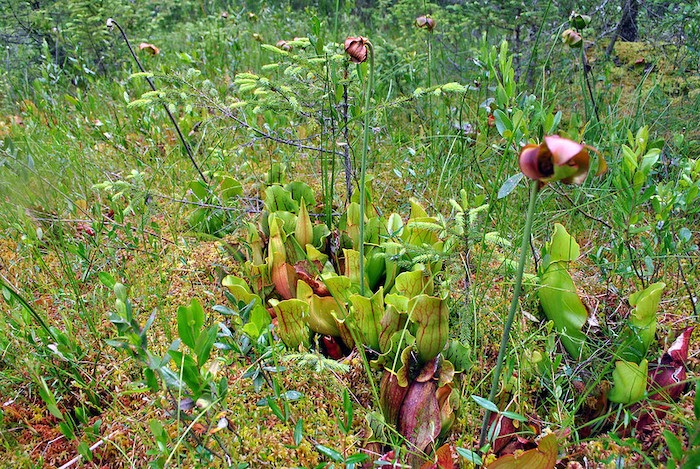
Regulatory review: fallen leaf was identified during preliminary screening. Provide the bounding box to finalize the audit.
[487,433,558,469]
[138,42,160,55]
[420,443,454,469]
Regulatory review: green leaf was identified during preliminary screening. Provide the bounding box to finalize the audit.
[222,275,261,307]
[194,324,218,367]
[608,359,648,404]
[285,181,315,207]
[545,223,580,263]
[270,298,310,349]
[410,294,449,363]
[294,418,304,446]
[341,388,353,433]
[265,185,298,213]
[77,441,93,462]
[114,283,128,303]
[220,176,243,200]
[471,394,499,413]
[98,272,116,289]
[344,453,368,464]
[349,288,384,352]
[493,109,512,137]
[242,304,272,340]
[618,282,665,363]
[177,298,205,349]
[640,148,661,176]
[189,180,209,200]
[498,173,524,199]
[538,263,588,358]
[59,421,75,440]
[316,444,344,462]
[663,429,683,462]
[501,411,528,422]
[38,377,63,419]
[456,447,483,465]
[267,398,286,421]
[169,350,202,395]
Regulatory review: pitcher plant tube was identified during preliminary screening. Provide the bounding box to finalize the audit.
[479,135,605,447]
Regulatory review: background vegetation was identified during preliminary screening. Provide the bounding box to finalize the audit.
[0,0,698,467]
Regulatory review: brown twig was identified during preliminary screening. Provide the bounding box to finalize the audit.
[554,186,614,230]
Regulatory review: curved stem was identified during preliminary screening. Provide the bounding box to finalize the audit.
[107,19,207,184]
[479,179,539,447]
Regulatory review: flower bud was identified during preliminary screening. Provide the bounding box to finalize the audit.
[276,40,292,52]
[344,36,369,64]
[569,11,591,30]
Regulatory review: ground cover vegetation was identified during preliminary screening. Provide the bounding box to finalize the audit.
[0,0,699,467]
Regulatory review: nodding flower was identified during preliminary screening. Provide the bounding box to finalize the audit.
[344,36,369,64]
[415,15,436,32]
[562,28,583,48]
[519,135,606,185]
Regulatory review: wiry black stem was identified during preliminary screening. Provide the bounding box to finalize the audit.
[677,254,697,318]
[106,18,208,184]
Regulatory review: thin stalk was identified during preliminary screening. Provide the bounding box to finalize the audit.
[523,0,552,85]
[351,40,382,413]
[479,179,539,447]
[358,42,375,298]
[106,18,207,184]
[580,42,600,123]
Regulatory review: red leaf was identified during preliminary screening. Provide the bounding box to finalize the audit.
[380,372,409,427]
[666,326,694,364]
[398,381,441,453]
[420,443,454,469]
[321,335,344,359]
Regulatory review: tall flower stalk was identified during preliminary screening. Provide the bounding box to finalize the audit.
[344,36,374,297]
[479,135,605,446]
[358,44,374,297]
[344,36,381,409]
[479,178,539,446]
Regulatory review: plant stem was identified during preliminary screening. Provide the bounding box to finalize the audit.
[353,41,382,413]
[580,42,600,123]
[479,179,539,447]
[107,18,207,184]
[358,42,374,298]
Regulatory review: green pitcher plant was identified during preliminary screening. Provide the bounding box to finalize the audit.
[222,181,470,455]
[537,223,589,359]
